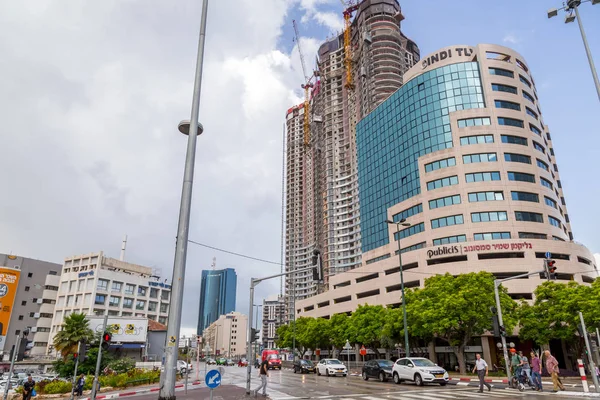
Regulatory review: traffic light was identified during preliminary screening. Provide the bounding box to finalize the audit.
[79,341,88,362]
[73,352,79,361]
[102,332,112,350]
[547,260,557,280]
[312,249,323,282]
[490,306,500,337]
[499,325,507,337]
[250,328,259,343]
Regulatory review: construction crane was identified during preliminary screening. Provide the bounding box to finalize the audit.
[293,19,315,146]
[340,0,361,89]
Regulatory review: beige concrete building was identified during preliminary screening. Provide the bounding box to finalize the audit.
[202,311,247,359]
[296,44,597,368]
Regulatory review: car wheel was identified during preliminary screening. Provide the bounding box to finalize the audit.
[180,368,187,374]
[325,369,329,377]
[293,367,297,374]
[379,372,386,382]
[362,371,368,381]
[317,369,321,376]
[414,373,423,386]
[343,373,347,377]
[393,373,401,384]
[439,382,447,386]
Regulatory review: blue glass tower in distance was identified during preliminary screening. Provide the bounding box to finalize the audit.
[197,268,237,334]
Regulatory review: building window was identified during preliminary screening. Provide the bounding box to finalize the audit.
[433,234,466,245]
[508,171,535,183]
[468,191,504,202]
[27,272,33,278]
[427,176,459,191]
[123,298,134,309]
[393,223,425,240]
[150,288,159,298]
[21,301,26,306]
[148,302,158,312]
[549,216,562,228]
[161,291,170,301]
[111,282,123,293]
[532,141,545,153]
[501,135,527,146]
[431,215,464,229]
[519,75,531,87]
[457,117,491,128]
[544,196,558,209]
[526,107,538,119]
[109,296,120,307]
[515,211,543,223]
[429,194,461,209]
[160,303,169,313]
[392,204,423,222]
[465,171,501,182]
[25,286,30,292]
[97,279,109,291]
[519,232,547,239]
[511,191,539,202]
[125,284,135,296]
[504,153,531,164]
[540,177,553,190]
[18,315,23,321]
[424,157,456,173]
[365,254,391,265]
[495,100,521,111]
[136,300,146,310]
[138,286,148,296]
[159,317,167,325]
[498,117,524,128]
[492,83,518,94]
[522,90,535,103]
[536,159,549,172]
[530,124,541,135]
[95,295,106,305]
[460,134,494,145]
[489,67,514,78]
[397,242,426,254]
[472,211,508,223]
[463,153,497,164]
[474,232,511,241]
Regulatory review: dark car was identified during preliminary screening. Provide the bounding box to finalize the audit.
[362,359,394,382]
[293,359,316,374]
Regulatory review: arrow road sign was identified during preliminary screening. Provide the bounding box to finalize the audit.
[545,251,552,259]
[205,369,221,389]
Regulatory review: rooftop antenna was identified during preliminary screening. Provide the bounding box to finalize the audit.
[120,234,128,261]
[211,257,216,270]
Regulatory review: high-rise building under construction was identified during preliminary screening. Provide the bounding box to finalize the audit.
[285,0,420,319]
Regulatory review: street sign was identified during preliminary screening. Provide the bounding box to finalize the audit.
[205,369,221,389]
[167,336,176,347]
[545,251,552,259]
[359,346,366,356]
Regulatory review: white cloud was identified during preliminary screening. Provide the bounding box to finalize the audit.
[503,34,520,45]
[313,11,345,32]
[0,0,301,332]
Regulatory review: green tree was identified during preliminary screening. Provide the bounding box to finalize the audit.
[275,324,292,348]
[53,313,95,359]
[52,347,114,377]
[328,313,349,350]
[346,305,388,349]
[407,272,517,374]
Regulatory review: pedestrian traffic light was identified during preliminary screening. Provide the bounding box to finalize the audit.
[490,307,500,337]
[102,331,112,350]
[312,249,323,282]
[499,325,507,337]
[250,328,259,343]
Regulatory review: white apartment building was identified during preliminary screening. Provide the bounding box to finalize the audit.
[262,295,284,350]
[202,311,247,359]
[43,252,171,357]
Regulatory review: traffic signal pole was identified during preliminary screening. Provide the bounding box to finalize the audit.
[91,314,109,400]
[245,264,321,394]
[579,312,600,393]
[69,341,82,400]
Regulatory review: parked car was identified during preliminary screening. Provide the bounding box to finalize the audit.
[225,359,235,366]
[392,357,448,386]
[293,359,316,374]
[238,359,248,367]
[206,358,217,365]
[177,360,193,373]
[362,359,394,382]
[316,359,347,377]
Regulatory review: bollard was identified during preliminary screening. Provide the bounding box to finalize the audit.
[578,359,589,393]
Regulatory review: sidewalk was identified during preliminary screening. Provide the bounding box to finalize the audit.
[108,385,248,400]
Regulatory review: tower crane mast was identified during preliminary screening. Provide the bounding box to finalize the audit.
[340,0,362,89]
[292,19,315,146]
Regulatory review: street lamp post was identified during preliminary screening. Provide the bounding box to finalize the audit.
[159,1,209,399]
[386,218,411,357]
[548,0,600,102]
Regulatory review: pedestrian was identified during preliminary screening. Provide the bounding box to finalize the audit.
[76,374,85,397]
[530,352,543,391]
[472,353,491,393]
[253,358,269,397]
[510,348,521,382]
[544,350,565,392]
[518,351,532,386]
[22,375,35,400]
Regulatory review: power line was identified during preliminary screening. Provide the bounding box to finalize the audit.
[188,239,282,266]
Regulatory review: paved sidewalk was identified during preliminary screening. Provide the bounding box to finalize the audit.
[112,385,249,400]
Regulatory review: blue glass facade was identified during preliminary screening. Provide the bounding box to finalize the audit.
[357,62,485,252]
[197,268,237,334]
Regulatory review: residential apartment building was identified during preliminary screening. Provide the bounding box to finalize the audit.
[197,268,237,334]
[0,254,61,360]
[202,311,247,359]
[261,295,285,350]
[285,0,420,319]
[296,44,597,369]
[45,252,171,357]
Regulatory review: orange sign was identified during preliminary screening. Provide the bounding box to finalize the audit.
[0,267,20,351]
[315,349,321,356]
[360,346,366,356]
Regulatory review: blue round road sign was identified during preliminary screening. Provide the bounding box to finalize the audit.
[545,251,552,259]
[205,369,221,389]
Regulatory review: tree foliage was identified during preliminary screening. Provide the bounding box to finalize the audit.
[53,313,95,359]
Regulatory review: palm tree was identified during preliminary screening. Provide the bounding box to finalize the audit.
[53,313,94,359]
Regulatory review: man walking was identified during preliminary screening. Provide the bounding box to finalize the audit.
[253,357,269,397]
[472,353,491,393]
[530,351,543,391]
[544,350,565,392]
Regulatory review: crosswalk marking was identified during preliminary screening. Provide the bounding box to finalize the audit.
[389,393,450,400]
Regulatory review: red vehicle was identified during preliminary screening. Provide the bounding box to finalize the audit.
[261,350,282,370]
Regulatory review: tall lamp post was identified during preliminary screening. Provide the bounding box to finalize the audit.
[386,218,412,357]
[548,0,600,102]
[159,1,209,399]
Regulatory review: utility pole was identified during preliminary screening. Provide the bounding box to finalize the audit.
[91,314,108,400]
[579,312,600,393]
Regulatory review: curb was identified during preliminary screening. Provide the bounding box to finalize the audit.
[77,382,203,400]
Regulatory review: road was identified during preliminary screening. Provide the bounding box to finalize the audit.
[185,362,588,400]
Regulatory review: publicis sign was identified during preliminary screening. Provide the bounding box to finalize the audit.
[427,241,533,259]
[0,267,20,351]
[421,46,475,70]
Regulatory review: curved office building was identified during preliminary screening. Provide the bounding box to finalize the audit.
[296,45,597,360]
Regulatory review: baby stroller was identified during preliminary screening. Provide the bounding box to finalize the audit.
[511,367,536,392]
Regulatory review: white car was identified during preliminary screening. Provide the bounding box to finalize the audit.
[392,357,449,386]
[177,360,193,373]
[316,359,347,377]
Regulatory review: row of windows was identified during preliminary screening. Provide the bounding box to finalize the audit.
[511,191,539,202]
[433,234,466,245]
[498,117,524,128]
[429,194,461,209]
[472,211,508,222]
[425,210,563,228]
[392,203,423,223]
[495,99,521,111]
[457,117,491,128]
[460,134,494,145]
[469,191,504,202]
[424,157,456,172]
[474,232,511,241]
[461,134,549,164]
[431,214,464,229]
[463,152,497,163]
[394,222,426,241]
[427,175,459,190]
[465,171,501,182]
[504,153,531,164]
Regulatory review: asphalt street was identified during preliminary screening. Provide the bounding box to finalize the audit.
[188,362,588,400]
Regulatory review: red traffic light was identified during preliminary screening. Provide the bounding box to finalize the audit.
[103,332,112,342]
[548,260,557,273]
[73,352,79,359]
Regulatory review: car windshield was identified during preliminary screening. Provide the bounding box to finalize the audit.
[268,354,280,360]
[327,360,342,365]
[301,360,314,366]
[411,359,436,367]
[377,360,394,368]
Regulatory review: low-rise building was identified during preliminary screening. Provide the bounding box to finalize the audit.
[202,312,247,359]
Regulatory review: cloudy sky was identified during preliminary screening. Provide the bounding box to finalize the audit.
[0,0,598,336]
